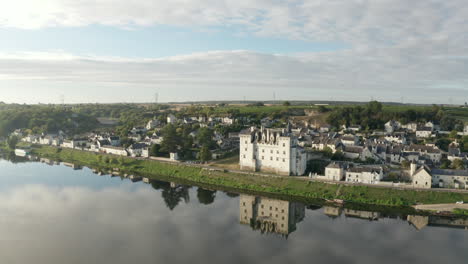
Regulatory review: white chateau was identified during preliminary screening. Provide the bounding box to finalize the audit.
[239,126,307,176]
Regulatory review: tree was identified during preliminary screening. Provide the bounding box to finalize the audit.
[283,101,291,106]
[199,145,212,162]
[197,127,215,149]
[197,187,216,205]
[160,124,180,153]
[452,159,465,170]
[440,159,451,169]
[150,144,161,157]
[318,105,329,113]
[7,136,19,149]
[401,160,410,169]
[449,130,459,139]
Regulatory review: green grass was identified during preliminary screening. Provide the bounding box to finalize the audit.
[31,145,468,207]
[453,208,468,216]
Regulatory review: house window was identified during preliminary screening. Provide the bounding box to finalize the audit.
[245,141,247,144]
[262,149,265,153]
[283,159,285,162]
[261,205,264,208]
[283,143,285,147]
[283,151,286,155]
[270,157,273,161]
[262,156,264,160]
[281,209,284,213]
[277,150,279,154]
[270,150,273,154]
[244,148,247,151]
[276,157,279,161]
[243,202,245,206]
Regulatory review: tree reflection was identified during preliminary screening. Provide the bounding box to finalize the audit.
[151,180,190,210]
[197,187,216,205]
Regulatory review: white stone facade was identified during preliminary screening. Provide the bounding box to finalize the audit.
[239,127,307,176]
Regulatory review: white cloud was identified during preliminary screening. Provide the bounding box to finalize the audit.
[1,1,467,46]
[0,1,467,103]
[0,47,467,103]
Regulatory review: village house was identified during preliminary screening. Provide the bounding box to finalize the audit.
[324,162,348,181]
[108,136,121,146]
[146,119,160,130]
[416,127,433,138]
[384,134,407,144]
[404,144,442,164]
[410,163,468,189]
[239,126,307,176]
[401,122,418,132]
[340,134,358,146]
[345,167,383,184]
[384,120,401,134]
[127,143,149,158]
[100,145,128,156]
[167,114,177,124]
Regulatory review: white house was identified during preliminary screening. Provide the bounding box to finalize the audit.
[341,134,358,146]
[239,126,307,176]
[410,163,432,189]
[167,114,177,124]
[324,162,348,181]
[416,127,433,138]
[108,136,121,146]
[385,120,401,134]
[100,146,128,156]
[401,122,418,132]
[345,167,383,184]
[146,119,160,130]
[127,143,148,157]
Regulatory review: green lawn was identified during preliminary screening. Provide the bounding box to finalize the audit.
[31,145,468,207]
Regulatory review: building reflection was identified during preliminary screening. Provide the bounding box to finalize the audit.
[407,215,468,231]
[239,195,305,237]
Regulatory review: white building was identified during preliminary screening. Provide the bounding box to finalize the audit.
[100,146,128,156]
[324,162,348,181]
[146,119,160,130]
[416,127,433,138]
[385,120,401,134]
[239,126,307,176]
[345,167,383,184]
[167,114,177,124]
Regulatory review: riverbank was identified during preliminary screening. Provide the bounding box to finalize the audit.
[29,145,468,207]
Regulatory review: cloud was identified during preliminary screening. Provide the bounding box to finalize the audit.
[1,1,467,46]
[0,1,467,103]
[0,47,467,103]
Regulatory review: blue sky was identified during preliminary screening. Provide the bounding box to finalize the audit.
[0,0,467,104]
[0,25,348,58]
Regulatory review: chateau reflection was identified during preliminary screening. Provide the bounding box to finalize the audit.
[239,194,305,237]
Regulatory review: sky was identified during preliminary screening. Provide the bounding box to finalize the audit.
[0,0,467,104]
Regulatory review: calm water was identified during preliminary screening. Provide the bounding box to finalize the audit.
[0,156,467,264]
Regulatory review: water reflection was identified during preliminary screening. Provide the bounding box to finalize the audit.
[240,195,305,237]
[0,158,468,263]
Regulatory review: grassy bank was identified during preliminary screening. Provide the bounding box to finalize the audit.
[31,145,468,206]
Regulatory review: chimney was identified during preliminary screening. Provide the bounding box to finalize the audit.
[410,162,417,176]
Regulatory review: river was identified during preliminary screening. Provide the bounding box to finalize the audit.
[0,156,467,264]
